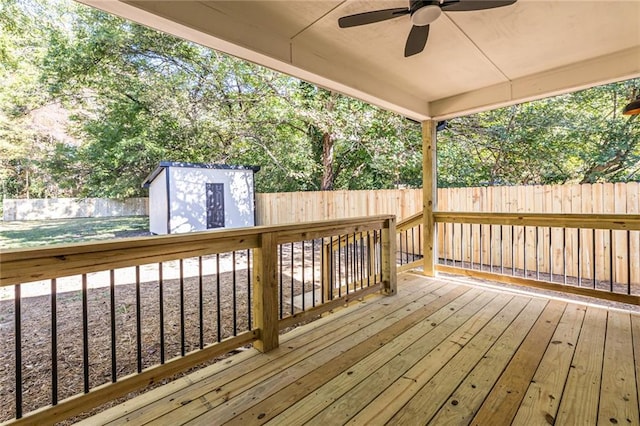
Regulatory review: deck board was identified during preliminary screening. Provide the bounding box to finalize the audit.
[555,306,608,425]
[511,304,585,425]
[598,311,639,425]
[81,273,640,426]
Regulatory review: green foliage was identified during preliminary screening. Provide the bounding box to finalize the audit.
[437,80,639,187]
[0,0,638,202]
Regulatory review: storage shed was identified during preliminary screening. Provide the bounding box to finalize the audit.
[142,161,259,235]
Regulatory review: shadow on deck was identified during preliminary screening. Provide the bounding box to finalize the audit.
[80,272,640,425]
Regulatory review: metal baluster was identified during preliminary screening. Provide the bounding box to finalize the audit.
[360,233,365,289]
[411,228,416,265]
[378,229,382,282]
[136,266,143,371]
[51,279,58,405]
[592,229,596,289]
[82,274,89,393]
[313,239,318,307]
[159,263,165,363]
[110,270,117,382]
[338,235,342,296]
[523,226,527,278]
[234,251,238,334]
[353,233,358,287]
[247,249,252,329]
[444,223,448,266]
[290,243,295,316]
[577,229,582,286]
[180,259,186,355]
[489,224,493,273]
[499,225,503,275]
[329,236,334,300]
[627,231,631,295]
[399,231,403,266]
[609,229,613,292]
[469,223,474,271]
[198,258,204,350]
[216,254,221,342]
[460,224,465,268]
[535,227,539,280]
[15,284,22,419]
[479,224,483,271]
[345,235,350,294]
[511,225,515,276]
[549,227,553,283]
[563,229,567,285]
[279,245,283,318]
[452,224,456,267]
[366,233,371,288]
[301,240,305,311]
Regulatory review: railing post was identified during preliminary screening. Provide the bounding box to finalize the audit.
[381,217,398,296]
[252,232,279,352]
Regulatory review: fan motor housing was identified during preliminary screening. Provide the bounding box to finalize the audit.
[410,0,442,26]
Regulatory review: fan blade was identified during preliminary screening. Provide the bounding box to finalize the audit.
[404,25,429,57]
[338,8,409,28]
[441,0,516,12]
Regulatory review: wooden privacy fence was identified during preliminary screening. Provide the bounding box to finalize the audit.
[255,189,423,225]
[258,183,640,294]
[256,182,639,223]
[437,182,639,215]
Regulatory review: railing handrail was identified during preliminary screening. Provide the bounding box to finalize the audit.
[396,210,423,232]
[433,212,640,230]
[0,215,393,287]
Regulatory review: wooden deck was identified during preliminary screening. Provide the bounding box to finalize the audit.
[81,273,640,426]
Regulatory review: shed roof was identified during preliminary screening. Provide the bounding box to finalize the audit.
[142,161,261,188]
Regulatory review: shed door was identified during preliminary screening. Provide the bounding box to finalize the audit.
[206,183,225,229]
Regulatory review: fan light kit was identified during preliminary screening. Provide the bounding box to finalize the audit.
[339,0,517,57]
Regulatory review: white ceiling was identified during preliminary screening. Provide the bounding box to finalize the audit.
[80,0,640,121]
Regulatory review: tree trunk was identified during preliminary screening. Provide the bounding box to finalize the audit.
[321,131,334,190]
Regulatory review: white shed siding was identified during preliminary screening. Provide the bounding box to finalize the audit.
[168,167,255,234]
[148,168,168,234]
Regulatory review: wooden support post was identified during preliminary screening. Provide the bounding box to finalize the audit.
[381,217,398,296]
[422,120,437,276]
[252,232,279,352]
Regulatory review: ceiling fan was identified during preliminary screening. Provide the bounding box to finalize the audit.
[338,0,517,57]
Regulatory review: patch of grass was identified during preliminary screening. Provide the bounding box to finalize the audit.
[0,216,150,249]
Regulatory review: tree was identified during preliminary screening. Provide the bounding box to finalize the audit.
[437,79,639,187]
[1,0,637,203]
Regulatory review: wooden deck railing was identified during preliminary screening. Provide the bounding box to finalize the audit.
[0,215,396,425]
[396,211,640,306]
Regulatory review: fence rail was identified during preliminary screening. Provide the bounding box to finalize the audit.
[0,216,396,425]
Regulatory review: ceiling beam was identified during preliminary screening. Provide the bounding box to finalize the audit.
[429,46,640,120]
